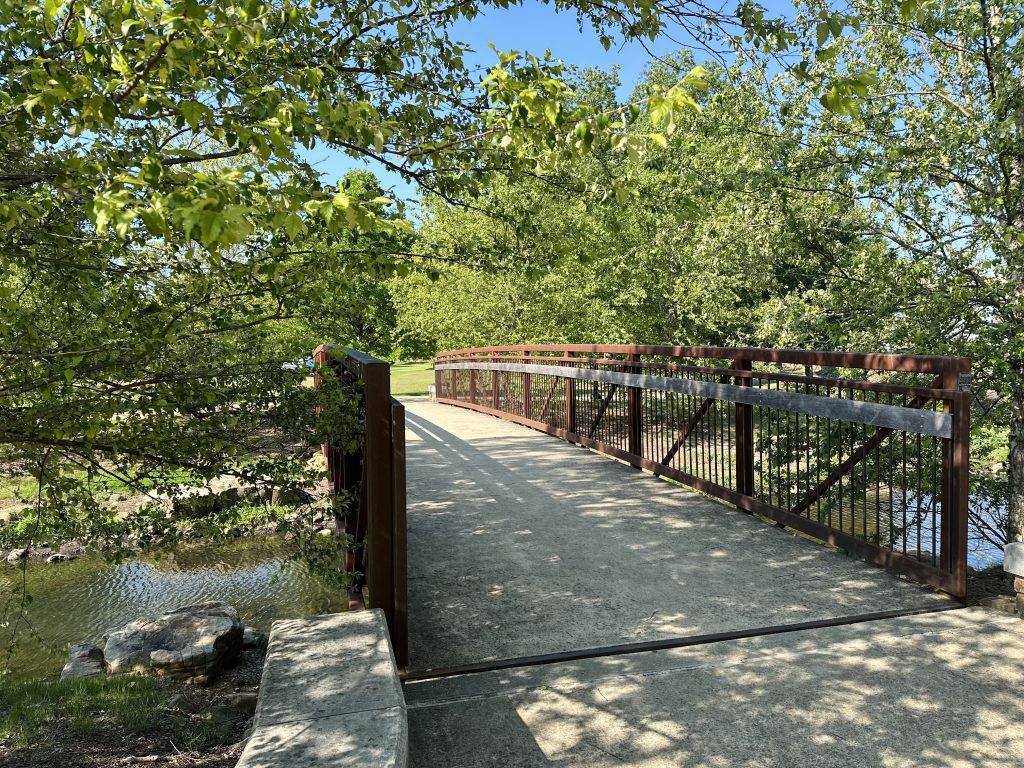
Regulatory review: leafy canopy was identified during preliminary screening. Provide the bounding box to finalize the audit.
[1,0,809,552]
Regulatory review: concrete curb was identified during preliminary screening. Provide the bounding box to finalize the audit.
[1005,542,1024,577]
[236,609,407,768]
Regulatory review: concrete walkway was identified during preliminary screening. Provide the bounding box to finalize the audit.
[406,607,1024,767]
[403,399,950,673]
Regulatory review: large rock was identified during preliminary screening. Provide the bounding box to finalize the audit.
[6,547,28,563]
[104,601,244,684]
[155,476,248,519]
[242,626,268,649]
[270,487,313,507]
[61,642,105,679]
[1004,542,1024,577]
[0,504,28,524]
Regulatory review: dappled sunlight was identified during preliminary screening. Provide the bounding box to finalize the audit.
[404,400,952,671]
[642,611,693,637]
[409,608,1024,767]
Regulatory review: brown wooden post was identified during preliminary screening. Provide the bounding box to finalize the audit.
[523,350,532,419]
[362,359,396,628]
[491,367,500,410]
[566,351,577,437]
[735,359,755,498]
[469,368,477,405]
[626,352,643,461]
[433,358,442,400]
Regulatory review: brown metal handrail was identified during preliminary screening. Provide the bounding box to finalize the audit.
[435,345,971,598]
[314,344,408,668]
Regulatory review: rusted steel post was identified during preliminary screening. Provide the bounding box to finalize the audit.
[523,350,532,419]
[312,347,408,658]
[626,353,642,461]
[390,400,409,669]
[469,368,477,405]
[735,359,755,497]
[363,359,396,629]
[491,366,500,410]
[939,366,956,565]
[566,351,577,437]
[313,346,361,595]
[940,360,970,600]
[313,345,331,463]
[949,389,970,600]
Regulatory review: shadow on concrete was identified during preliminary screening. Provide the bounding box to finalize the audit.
[406,608,1024,767]
[237,611,405,767]
[403,402,950,673]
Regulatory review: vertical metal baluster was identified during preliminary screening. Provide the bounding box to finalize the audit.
[712,389,719,487]
[837,416,844,534]
[824,386,832,529]
[887,393,895,549]
[902,417,908,554]
[770,393,774,507]
[785,392,793,513]
[931,433,938,565]
[862,417,869,541]
[921,434,929,561]
[875,403,881,545]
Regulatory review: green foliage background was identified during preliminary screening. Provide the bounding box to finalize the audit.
[1,0,1020,563]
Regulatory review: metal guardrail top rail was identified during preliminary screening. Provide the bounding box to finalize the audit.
[435,344,971,375]
[434,344,971,598]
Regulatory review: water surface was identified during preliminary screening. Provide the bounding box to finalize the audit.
[0,538,345,682]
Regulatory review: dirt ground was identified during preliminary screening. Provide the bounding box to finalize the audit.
[967,564,1017,604]
[0,647,266,768]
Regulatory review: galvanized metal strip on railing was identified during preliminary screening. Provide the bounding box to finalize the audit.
[435,361,952,438]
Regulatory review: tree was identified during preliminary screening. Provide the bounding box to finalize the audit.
[275,171,414,360]
[392,58,867,353]
[1,0,784,548]
[754,0,1024,544]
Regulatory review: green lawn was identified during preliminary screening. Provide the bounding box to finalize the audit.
[390,360,435,396]
[0,675,236,754]
[0,476,37,501]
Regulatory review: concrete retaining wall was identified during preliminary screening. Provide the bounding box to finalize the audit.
[237,609,407,768]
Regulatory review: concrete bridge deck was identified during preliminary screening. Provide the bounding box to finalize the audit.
[406,607,1024,768]
[403,398,951,674]
[400,399,1024,768]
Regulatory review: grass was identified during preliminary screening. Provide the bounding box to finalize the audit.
[390,360,435,396]
[0,466,201,503]
[0,477,37,502]
[0,675,235,753]
[0,676,164,748]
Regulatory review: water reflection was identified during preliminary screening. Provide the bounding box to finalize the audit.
[0,538,345,682]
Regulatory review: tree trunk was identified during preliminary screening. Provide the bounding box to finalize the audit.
[1008,379,1024,542]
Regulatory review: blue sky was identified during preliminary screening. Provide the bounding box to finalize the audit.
[300,0,795,201]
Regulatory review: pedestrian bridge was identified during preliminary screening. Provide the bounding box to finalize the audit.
[403,397,950,674]
[308,345,1024,768]
[315,343,972,675]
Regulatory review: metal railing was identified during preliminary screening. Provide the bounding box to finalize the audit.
[314,345,408,667]
[434,345,971,598]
